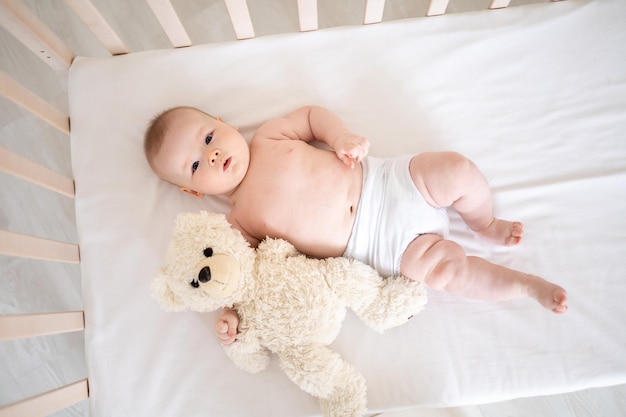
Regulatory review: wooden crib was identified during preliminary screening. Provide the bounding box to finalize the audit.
[2,1,625,416]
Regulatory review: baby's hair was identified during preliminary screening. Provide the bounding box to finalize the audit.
[144,106,213,174]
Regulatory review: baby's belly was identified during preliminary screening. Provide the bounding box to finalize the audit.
[261,193,357,258]
[239,141,363,257]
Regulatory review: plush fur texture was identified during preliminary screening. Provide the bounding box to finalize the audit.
[152,211,428,417]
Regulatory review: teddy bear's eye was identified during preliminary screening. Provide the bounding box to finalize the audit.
[190,279,199,288]
[204,247,213,257]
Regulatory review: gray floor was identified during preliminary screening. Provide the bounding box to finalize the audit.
[1,1,624,416]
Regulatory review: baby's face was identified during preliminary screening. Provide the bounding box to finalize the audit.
[153,108,250,197]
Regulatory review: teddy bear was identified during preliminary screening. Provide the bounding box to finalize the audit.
[152,211,428,417]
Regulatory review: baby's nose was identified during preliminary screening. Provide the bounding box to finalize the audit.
[208,149,221,165]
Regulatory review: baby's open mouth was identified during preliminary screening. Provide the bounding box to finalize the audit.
[223,157,231,171]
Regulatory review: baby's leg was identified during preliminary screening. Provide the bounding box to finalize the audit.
[409,152,523,246]
[400,234,568,314]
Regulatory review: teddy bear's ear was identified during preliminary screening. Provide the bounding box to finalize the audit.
[151,273,186,312]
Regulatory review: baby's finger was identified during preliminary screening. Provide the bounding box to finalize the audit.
[218,331,234,341]
[338,153,356,169]
[216,328,236,345]
[221,317,238,335]
[219,335,236,346]
[221,338,236,347]
[346,147,366,164]
[351,147,367,162]
[215,318,231,333]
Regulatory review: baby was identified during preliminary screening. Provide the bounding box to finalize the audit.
[145,105,568,345]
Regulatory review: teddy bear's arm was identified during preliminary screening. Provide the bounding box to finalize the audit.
[333,259,428,333]
[223,329,271,374]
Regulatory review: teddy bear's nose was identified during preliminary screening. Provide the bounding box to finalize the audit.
[198,266,212,283]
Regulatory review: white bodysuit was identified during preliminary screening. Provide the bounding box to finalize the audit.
[343,155,449,277]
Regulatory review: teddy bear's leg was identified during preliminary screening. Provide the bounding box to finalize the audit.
[317,366,367,417]
[278,344,367,417]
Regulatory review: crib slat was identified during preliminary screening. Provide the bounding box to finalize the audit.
[364,0,386,24]
[0,0,74,71]
[297,0,318,32]
[0,379,88,417]
[224,0,255,40]
[0,147,75,198]
[426,0,449,16]
[0,230,80,264]
[489,0,512,8]
[0,312,84,341]
[146,0,192,47]
[0,70,70,135]
[64,0,129,55]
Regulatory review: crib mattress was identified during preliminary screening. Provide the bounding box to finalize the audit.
[69,0,626,415]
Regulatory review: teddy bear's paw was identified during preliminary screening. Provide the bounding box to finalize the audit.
[257,238,299,260]
[358,276,428,332]
[224,342,271,374]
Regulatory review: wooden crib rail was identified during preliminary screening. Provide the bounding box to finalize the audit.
[426,0,450,16]
[146,0,192,47]
[0,379,88,417]
[0,230,80,263]
[365,0,503,22]
[0,311,84,341]
[0,147,75,198]
[0,70,70,135]
[364,0,386,24]
[224,0,255,40]
[297,0,318,31]
[64,0,129,55]
[490,0,513,8]
[0,313,87,415]
[0,70,73,198]
[0,0,549,60]
[0,0,74,70]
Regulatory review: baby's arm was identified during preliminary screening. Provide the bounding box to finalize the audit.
[255,105,369,168]
[215,306,239,346]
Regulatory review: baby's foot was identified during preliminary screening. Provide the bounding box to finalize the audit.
[529,276,568,314]
[475,219,524,246]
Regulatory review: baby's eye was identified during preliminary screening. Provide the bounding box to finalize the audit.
[191,161,199,174]
[205,134,213,144]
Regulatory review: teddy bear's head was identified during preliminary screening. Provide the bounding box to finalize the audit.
[152,211,256,312]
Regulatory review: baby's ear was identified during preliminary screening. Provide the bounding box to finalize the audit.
[151,273,185,311]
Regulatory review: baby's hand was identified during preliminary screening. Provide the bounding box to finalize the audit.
[215,307,239,346]
[333,133,370,169]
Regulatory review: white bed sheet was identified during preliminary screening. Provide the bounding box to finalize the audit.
[69,0,626,415]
